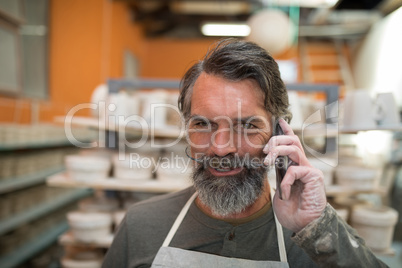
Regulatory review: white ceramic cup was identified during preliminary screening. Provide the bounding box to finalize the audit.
[287,91,304,130]
[342,90,377,129]
[375,92,401,127]
[90,84,108,118]
[140,90,168,128]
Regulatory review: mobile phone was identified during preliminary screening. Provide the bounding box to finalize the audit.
[274,120,289,200]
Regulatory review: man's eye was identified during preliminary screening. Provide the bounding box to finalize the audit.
[190,120,213,132]
[195,121,209,127]
[241,123,255,129]
[237,122,260,133]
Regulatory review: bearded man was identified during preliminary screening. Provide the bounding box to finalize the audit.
[102,39,387,268]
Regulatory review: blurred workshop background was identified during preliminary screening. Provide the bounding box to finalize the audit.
[0,0,402,267]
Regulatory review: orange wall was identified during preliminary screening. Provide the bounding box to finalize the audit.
[141,38,218,79]
[0,0,145,123]
[49,0,105,118]
[140,38,297,79]
[48,0,147,121]
[108,1,145,79]
[0,0,299,124]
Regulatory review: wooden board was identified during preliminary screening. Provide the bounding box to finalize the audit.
[47,172,192,193]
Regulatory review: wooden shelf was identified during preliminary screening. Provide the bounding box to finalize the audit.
[54,116,185,139]
[47,172,192,193]
[0,166,65,194]
[376,241,402,265]
[0,221,69,268]
[47,173,387,197]
[373,247,396,257]
[56,116,402,141]
[58,230,113,248]
[340,124,402,133]
[325,184,387,197]
[0,188,92,236]
[0,140,91,151]
[295,124,402,137]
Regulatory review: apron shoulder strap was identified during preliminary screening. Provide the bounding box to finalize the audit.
[162,192,198,247]
[270,187,288,263]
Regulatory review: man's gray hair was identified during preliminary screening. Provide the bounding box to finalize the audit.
[178,38,292,123]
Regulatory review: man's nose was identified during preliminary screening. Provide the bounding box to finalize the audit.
[210,127,237,156]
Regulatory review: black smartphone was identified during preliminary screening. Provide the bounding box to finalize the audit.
[274,120,289,200]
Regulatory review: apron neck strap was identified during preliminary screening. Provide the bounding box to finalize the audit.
[162,192,198,247]
[270,186,288,263]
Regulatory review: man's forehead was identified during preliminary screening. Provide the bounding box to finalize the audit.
[190,114,270,124]
[190,75,270,124]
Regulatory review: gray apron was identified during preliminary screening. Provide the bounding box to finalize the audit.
[151,188,289,268]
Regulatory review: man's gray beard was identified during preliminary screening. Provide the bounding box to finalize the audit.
[192,162,268,217]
